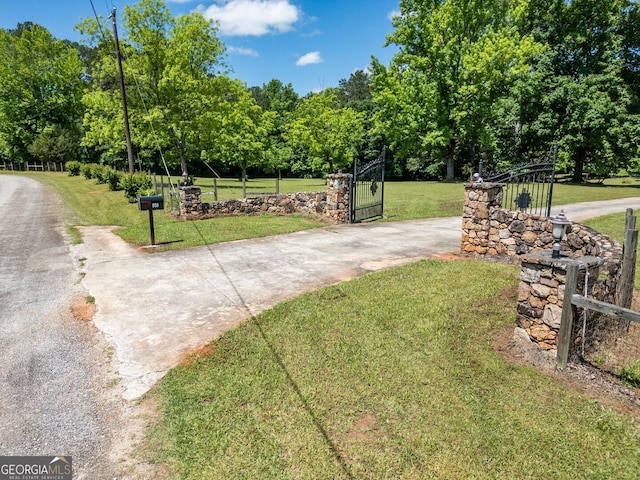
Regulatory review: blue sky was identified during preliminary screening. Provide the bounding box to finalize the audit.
[0,0,401,95]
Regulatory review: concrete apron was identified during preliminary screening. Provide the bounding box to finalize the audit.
[73,218,461,400]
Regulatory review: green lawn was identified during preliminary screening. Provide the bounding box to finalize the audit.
[149,260,640,479]
[584,211,640,289]
[2,172,325,249]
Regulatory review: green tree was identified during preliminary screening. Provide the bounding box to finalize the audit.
[0,23,84,164]
[201,77,274,194]
[250,79,299,175]
[336,70,390,173]
[372,0,542,179]
[285,90,364,175]
[78,0,225,176]
[250,79,299,114]
[27,126,78,163]
[501,0,639,182]
[336,70,372,109]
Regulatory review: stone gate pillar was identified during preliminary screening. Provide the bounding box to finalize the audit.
[325,173,352,224]
[179,186,201,217]
[517,251,603,352]
[462,182,504,254]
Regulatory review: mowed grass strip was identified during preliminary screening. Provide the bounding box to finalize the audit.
[3,172,325,249]
[148,260,640,479]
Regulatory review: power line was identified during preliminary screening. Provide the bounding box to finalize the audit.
[88,0,109,42]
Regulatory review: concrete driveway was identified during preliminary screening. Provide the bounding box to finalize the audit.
[74,197,640,400]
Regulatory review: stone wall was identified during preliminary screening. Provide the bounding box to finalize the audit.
[177,173,352,224]
[462,182,621,261]
[462,182,626,358]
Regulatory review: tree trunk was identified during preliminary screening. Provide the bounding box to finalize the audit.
[446,158,455,180]
[178,138,188,184]
[571,146,586,183]
[446,138,456,180]
[242,165,247,198]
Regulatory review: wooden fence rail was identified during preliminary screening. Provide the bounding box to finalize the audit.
[557,209,638,368]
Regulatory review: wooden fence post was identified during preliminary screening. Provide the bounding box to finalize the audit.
[619,209,638,310]
[557,264,579,369]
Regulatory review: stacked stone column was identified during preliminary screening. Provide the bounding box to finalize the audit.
[325,174,351,224]
[178,186,202,216]
[517,251,603,351]
[461,183,504,255]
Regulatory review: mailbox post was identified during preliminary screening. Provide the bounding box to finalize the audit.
[138,195,164,245]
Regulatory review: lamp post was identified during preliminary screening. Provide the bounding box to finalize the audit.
[551,210,571,258]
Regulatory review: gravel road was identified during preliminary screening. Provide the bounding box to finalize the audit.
[0,176,123,479]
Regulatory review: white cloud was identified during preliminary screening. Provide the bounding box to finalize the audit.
[296,51,323,66]
[199,0,300,36]
[388,9,400,21]
[227,46,260,57]
[301,29,323,38]
[167,0,196,3]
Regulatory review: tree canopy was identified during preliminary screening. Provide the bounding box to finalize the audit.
[1,0,639,182]
[372,0,543,179]
[498,0,640,182]
[78,0,228,176]
[285,91,364,175]
[0,23,85,163]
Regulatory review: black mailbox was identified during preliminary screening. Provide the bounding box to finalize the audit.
[138,195,164,211]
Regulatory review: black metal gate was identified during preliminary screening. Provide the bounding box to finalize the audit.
[350,147,386,223]
[483,146,557,217]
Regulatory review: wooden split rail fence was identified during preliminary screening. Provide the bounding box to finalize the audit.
[557,208,639,368]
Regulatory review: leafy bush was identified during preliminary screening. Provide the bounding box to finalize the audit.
[119,173,153,202]
[65,161,82,176]
[81,163,104,180]
[100,168,124,191]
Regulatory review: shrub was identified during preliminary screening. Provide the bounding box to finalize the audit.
[119,173,153,202]
[81,163,104,180]
[65,161,82,176]
[101,168,124,191]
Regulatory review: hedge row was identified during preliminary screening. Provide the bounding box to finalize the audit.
[65,161,153,202]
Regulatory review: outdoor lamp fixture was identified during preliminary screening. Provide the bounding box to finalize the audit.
[551,210,571,258]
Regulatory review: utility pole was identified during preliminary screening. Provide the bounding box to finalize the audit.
[110,7,135,174]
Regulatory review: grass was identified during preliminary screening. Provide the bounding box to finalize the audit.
[149,260,640,479]
[617,360,640,388]
[583,212,640,289]
[2,172,324,250]
[6,170,639,476]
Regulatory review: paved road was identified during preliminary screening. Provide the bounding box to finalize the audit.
[0,176,118,478]
[74,194,640,400]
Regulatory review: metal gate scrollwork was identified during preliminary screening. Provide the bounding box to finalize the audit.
[350,147,386,223]
[483,145,558,217]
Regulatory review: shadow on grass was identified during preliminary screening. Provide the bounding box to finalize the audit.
[188,220,355,479]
